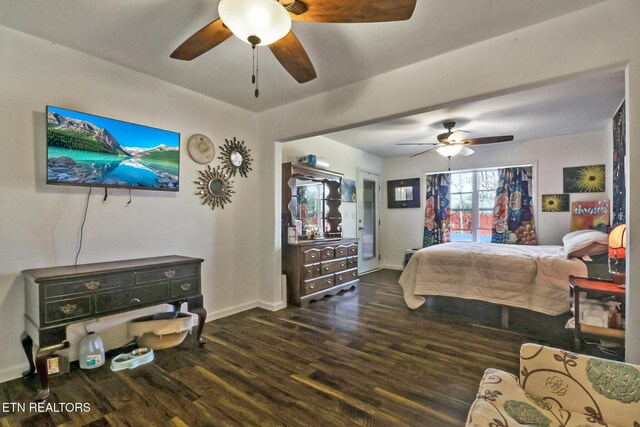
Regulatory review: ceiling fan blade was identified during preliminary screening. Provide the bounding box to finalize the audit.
[410,148,436,158]
[463,135,514,145]
[170,19,233,61]
[269,31,317,83]
[291,0,417,23]
[396,143,439,146]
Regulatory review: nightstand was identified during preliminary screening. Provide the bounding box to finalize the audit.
[569,276,625,351]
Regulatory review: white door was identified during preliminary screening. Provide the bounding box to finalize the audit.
[357,170,380,274]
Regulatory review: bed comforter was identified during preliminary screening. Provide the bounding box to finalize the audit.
[399,243,588,316]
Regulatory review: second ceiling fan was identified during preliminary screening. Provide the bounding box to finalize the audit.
[397,120,515,158]
[170,0,417,96]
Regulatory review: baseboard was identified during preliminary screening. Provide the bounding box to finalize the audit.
[381,264,404,271]
[0,363,28,384]
[257,300,287,311]
[205,301,261,323]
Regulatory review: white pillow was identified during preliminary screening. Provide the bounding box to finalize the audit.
[563,230,609,259]
[562,229,600,245]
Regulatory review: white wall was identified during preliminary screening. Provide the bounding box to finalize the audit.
[0,25,268,381]
[381,131,611,269]
[257,0,640,363]
[281,136,383,238]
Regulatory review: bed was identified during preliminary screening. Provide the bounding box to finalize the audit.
[399,242,591,316]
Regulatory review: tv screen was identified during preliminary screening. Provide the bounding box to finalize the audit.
[46,106,180,191]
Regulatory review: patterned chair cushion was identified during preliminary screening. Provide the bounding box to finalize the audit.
[466,344,640,427]
[520,344,640,427]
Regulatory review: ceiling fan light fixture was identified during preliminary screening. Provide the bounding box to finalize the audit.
[448,130,470,144]
[218,0,292,46]
[436,145,465,158]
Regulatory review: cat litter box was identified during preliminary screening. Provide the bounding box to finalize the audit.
[128,312,194,350]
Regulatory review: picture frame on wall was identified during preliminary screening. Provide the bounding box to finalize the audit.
[563,164,606,193]
[341,179,356,203]
[541,194,570,212]
[387,178,420,208]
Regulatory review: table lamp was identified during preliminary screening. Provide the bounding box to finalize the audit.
[608,224,626,286]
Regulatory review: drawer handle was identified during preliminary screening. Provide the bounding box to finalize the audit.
[340,263,346,268]
[326,279,332,284]
[60,304,77,315]
[84,280,100,290]
[309,284,316,290]
[323,266,330,271]
[165,269,176,278]
[130,298,141,304]
[338,276,343,281]
[180,283,192,291]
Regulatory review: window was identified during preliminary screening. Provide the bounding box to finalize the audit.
[449,170,500,243]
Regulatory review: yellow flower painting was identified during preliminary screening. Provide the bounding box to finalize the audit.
[542,194,569,212]
[563,164,606,193]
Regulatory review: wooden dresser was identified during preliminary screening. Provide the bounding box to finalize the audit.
[283,238,359,307]
[20,255,206,401]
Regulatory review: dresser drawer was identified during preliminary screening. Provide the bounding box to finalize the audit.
[302,248,321,264]
[321,247,335,260]
[136,265,198,284]
[347,244,358,256]
[335,268,358,285]
[335,245,348,258]
[303,274,334,295]
[320,258,347,275]
[45,296,92,324]
[95,282,170,313]
[303,263,321,280]
[44,274,134,299]
[171,277,200,298]
[347,256,358,269]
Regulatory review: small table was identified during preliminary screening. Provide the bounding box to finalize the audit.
[21,255,207,401]
[569,276,625,351]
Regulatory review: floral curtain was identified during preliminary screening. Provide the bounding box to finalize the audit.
[491,166,537,245]
[424,173,451,246]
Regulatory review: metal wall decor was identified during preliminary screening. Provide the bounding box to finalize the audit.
[194,165,235,209]
[219,137,253,178]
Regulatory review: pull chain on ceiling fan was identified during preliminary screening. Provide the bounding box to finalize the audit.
[397,120,515,158]
[170,0,417,97]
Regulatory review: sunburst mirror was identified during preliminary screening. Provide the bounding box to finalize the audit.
[195,165,234,209]
[219,137,253,178]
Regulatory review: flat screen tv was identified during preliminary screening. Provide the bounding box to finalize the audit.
[46,106,180,191]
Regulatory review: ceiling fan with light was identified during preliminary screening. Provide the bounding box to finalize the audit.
[397,120,515,158]
[170,0,417,97]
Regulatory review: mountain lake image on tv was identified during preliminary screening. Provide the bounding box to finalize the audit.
[47,106,180,191]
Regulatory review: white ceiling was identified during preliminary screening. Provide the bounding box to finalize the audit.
[0,0,606,112]
[320,70,625,158]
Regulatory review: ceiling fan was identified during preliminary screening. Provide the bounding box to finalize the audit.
[170,0,417,96]
[397,120,515,158]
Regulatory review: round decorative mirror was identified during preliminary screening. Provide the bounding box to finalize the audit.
[194,165,234,210]
[219,137,253,178]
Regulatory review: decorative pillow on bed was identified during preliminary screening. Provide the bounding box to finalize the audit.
[563,230,609,258]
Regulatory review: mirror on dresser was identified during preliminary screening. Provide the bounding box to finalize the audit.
[282,163,343,240]
[281,162,359,307]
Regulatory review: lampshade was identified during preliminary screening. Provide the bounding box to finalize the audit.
[436,145,464,158]
[608,224,627,259]
[218,0,292,46]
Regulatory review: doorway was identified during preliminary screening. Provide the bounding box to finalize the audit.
[357,169,380,274]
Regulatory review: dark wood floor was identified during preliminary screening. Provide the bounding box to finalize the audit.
[0,269,576,427]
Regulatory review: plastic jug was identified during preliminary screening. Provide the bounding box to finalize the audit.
[78,331,105,369]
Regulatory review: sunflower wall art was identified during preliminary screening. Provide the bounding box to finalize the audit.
[541,194,570,212]
[563,164,606,193]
